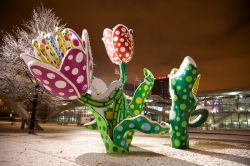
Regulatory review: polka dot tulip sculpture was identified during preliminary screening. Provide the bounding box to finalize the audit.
[20,25,169,154]
[169,56,208,149]
[102,24,134,85]
[21,28,95,100]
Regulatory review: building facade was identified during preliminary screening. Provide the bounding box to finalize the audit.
[151,76,170,99]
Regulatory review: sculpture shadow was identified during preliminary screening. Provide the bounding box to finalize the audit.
[189,141,250,165]
[76,146,197,166]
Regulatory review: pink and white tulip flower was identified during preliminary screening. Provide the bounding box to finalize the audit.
[20,28,93,100]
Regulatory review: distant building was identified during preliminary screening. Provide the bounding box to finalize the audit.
[151,76,170,99]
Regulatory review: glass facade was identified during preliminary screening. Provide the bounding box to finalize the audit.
[54,106,93,125]
[52,89,250,130]
[197,94,250,129]
[148,92,250,130]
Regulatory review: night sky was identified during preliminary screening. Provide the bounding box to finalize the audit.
[1,0,250,92]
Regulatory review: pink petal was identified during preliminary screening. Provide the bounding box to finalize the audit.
[60,48,90,96]
[28,61,80,100]
[67,28,84,50]
[102,28,121,64]
[82,29,94,86]
[112,24,134,63]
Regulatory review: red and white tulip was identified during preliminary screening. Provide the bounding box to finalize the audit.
[102,24,134,64]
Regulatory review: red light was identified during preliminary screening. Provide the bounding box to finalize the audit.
[156,76,168,80]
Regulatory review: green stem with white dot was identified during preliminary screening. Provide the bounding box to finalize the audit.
[113,115,169,148]
[169,63,200,149]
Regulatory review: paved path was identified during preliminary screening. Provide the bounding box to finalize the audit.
[0,123,250,166]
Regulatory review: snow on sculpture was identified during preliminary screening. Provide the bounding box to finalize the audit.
[20,24,208,153]
[168,56,209,149]
[21,28,93,100]
[21,25,169,154]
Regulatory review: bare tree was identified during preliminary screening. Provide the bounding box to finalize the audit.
[0,5,70,134]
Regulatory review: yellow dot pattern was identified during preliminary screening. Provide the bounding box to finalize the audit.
[136,97,142,104]
[106,112,113,120]
[134,110,139,115]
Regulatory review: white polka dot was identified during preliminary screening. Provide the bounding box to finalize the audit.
[72,68,78,75]
[68,55,73,60]
[117,135,121,139]
[83,65,86,70]
[115,48,118,51]
[76,52,84,63]
[117,126,123,131]
[115,31,120,35]
[64,66,70,71]
[154,126,160,131]
[122,58,126,61]
[68,89,74,92]
[114,36,118,41]
[69,96,77,100]
[119,54,122,57]
[77,75,84,84]
[43,80,49,84]
[141,123,151,131]
[82,84,87,90]
[47,73,55,79]
[125,42,129,46]
[117,43,120,46]
[32,69,42,75]
[121,140,125,146]
[55,80,67,89]
[120,38,124,42]
[58,92,64,96]
[120,47,126,52]
[44,85,51,91]
[125,53,130,57]
[129,123,135,128]
[121,27,126,32]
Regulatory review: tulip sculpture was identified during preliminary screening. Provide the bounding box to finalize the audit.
[168,56,208,149]
[20,25,169,154]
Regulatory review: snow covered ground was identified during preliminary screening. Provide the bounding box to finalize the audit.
[0,123,250,166]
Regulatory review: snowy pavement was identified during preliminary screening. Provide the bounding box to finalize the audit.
[0,123,250,166]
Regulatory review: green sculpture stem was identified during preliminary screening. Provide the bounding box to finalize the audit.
[127,69,155,116]
[169,61,208,149]
[113,115,169,148]
[78,88,122,107]
[125,69,155,145]
[189,108,209,127]
[111,92,123,127]
[119,62,127,85]
[82,67,167,154]
[110,62,128,131]
[87,106,129,154]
